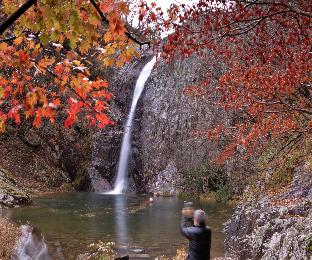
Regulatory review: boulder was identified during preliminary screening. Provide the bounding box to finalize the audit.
[0,167,31,207]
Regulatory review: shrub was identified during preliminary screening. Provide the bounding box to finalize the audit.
[182,163,227,195]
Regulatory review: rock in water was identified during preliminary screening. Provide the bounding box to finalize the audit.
[115,255,129,260]
[132,248,145,253]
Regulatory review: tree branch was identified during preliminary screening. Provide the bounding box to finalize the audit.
[30,58,91,108]
[237,0,312,18]
[0,0,150,48]
[89,0,150,47]
[267,133,302,163]
[0,0,37,35]
[0,36,16,43]
[89,0,109,24]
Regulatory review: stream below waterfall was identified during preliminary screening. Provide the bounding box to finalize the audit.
[1,193,233,259]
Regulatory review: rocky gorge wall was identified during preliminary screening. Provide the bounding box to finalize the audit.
[224,159,312,260]
[0,48,251,201]
[139,54,251,196]
[0,121,91,202]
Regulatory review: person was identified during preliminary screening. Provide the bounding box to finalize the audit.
[181,207,211,260]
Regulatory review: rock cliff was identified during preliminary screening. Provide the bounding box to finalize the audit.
[224,160,312,260]
[0,119,91,206]
[140,54,250,196]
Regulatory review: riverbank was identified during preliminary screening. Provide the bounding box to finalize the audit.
[0,217,20,259]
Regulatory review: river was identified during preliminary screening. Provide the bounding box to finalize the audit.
[1,193,233,259]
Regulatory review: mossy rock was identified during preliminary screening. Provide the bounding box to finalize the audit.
[73,160,91,190]
[307,235,312,252]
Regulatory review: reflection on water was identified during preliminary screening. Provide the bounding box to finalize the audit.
[114,195,128,245]
[1,193,233,259]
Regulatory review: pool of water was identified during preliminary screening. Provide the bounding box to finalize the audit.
[1,193,233,259]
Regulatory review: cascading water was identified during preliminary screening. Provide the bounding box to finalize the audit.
[107,57,156,194]
[13,225,49,260]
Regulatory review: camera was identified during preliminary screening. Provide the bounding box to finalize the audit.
[183,201,193,208]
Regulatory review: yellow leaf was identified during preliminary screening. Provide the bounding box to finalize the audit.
[0,87,4,99]
[38,57,56,67]
[0,43,8,51]
[104,32,113,43]
[103,58,112,67]
[73,60,81,66]
[0,118,5,133]
[14,37,23,45]
[79,40,91,54]
[89,15,101,27]
[118,2,130,15]
[106,46,115,55]
[116,59,124,68]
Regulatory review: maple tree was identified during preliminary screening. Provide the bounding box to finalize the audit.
[145,0,312,161]
[0,0,151,132]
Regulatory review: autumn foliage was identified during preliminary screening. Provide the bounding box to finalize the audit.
[0,0,311,162]
[144,0,312,160]
[0,0,149,132]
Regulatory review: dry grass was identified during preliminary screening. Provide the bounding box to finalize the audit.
[0,217,20,260]
[155,248,188,260]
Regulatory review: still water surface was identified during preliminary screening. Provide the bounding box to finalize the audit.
[2,193,233,259]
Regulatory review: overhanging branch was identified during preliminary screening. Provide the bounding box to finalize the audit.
[237,0,312,18]
[0,36,17,43]
[0,0,150,47]
[0,0,37,35]
[30,58,91,108]
[89,0,150,47]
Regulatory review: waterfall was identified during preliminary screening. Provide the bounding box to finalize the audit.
[107,57,156,194]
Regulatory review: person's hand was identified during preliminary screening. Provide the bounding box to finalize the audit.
[182,207,195,218]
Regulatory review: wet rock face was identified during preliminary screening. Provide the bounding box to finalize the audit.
[150,160,181,196]
[224,161,312,260]
[85,167,112,192]
[0,119,91,196]
[139,54,247,195]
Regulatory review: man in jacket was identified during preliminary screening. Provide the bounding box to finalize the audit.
[181,208,211,260]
